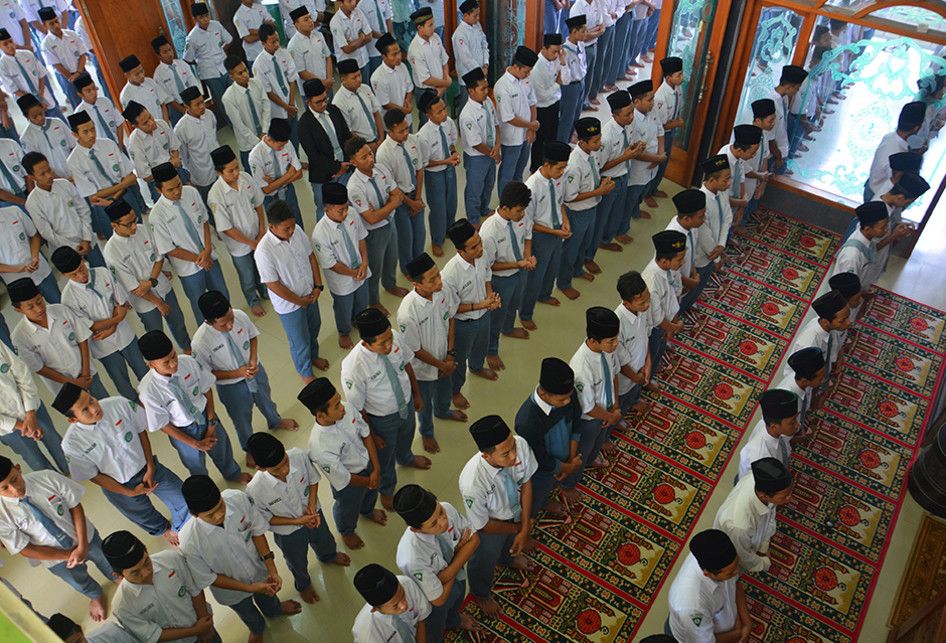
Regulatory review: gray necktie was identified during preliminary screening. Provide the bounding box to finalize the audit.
[272,55,288,95]
[731,159,742,198]
[392,613,415,642]
[435,532,466,580]
[20,496,74,549]
[14,56,37,95]
[381,354,409,418]
[0,158,21,194]
[368,176,385,209]
[86,268,106,302]
[507,221,522,261]
[87,148,114,184]
[589,154,600,186]
[438,124,449,157]
[715,193,723,230]
[339,221,361,268]
[354,90,378,139]
[318,111,343,162]
[600,353,613,408]
[247,90,262,136]
[777,437,789,466]
[92,104,115,142]
[169,63,186,94]
[175,202,204,250]
[399,143,415,191]
[548,179,560,228]
[498,467,522,521]
[168,374,201,424]
[484,104,495,148]
[224,331,257,393]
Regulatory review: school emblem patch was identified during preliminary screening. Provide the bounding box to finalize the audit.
[18,232,24,240]
[112,164,120,173]
[413,572,423,582]
[464,497,474,508]
[243,341,250,350]
[192,386,199,396]
[320,464,330,473]
[345,379,353,389]
[68,331,75,341]
[123,431,133,442]
[0,363,8,374]
[56,505,64,515]
[691,614,702,627]
[178,586,187,597]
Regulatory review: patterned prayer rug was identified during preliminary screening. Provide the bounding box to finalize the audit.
[744,582,854,642]
[841,326,944,399]
[739,207,842,265]
[888,515,946,629]
[824,369,929,446]
[858,288,946,355]
[696,271,806,337]
[725,240,826,300]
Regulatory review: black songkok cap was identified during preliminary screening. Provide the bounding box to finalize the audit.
[652,229,687,255]
[151,162,178,184]
[197,290,230,322]
[733,124,762,146]
[52,382,83,417]
[606,90,632,111]
[0,455,11,480]
[672,188,706,215]
[355,307,391,337]
[105,198,133,222]
[375,32,397,55]
[102,530,146,573]
[828,272,861,300]
[469,415,511,451]
[290,6,309,21]
[38,7,57,21]
[304,78,326,98]
[459,0,479,14]
[701,154,730,174]
[338,59,360,76]
[759,388,799,420]
[406,253,435,279]
[751,98,776,119]
[7,278,39,304]
[297,378,336,414]
[812,290,847,320]
[119,55,141,73]
[575,117,600,140]
[73,72,94,91]
[191,3,210,17]
[513,46,538,68]
[462,67,485,87]
[628,80,653,99]
[138,330,174,361]
[121,100,146,123]
[179,86,202,103]
[565,15,586,30]
[539,357,574,395]
[247,432,286,468]
[544,141,571,163]
[354,564,400,606]
[855,201,889,226]
[393,484,438,528]
[751,457,793,494]
[894,172,930,200]
[690,529,737,571]
[268,117,292,141]
[888,152,921,173]
[586,306,620,340]
[543,33,562,46]
[210,145,236,169]
[67,111,92,130]
[780,64,808,85]
[15,93,40,114]
[51,246,82,273]
[446,219,475,248]
[411,7,434,25]
[182,475,221,514]
[787,346,825,380]
[660,56,683,75]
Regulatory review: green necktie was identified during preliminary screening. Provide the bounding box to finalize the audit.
[20,496,73,549]
[175,202,204,250]
[399,143,415,191]
[588,154,600,187]
[168,374,201,423]
[621,128,631,174]
[484,104,495,148]
[355,90,378,139]
[368,176,385,209]
[14,57,37,95]
[92,104,115,142]
[381,354,409,418]
[339,221,361,268]
[224,331,257,393]
[169,63,186,94]
[438,124,449,157]
[0,159,22,194]
[498,468,522,521]
[506,220,522,261]
[318,111,344,161]
[86,268,106,302]
[273,55,288,96]
[600,352,613,408]
[87,148,114,184]
[548,179,560,228]
[247,90,262,136]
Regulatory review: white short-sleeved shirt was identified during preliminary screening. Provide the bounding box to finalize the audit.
[174,111,219,187]
[127,119,179,179]
[120,79,172,124]
[0,137,26,194]
[361,0,392,54]
[74,97,122,143]
[330,7,372,68]
[41,29,85,74]
[480,212,529,278]
[563,145,602,211]
[719,143,749,200]
[253,48,299,119]
[25,179,91,251]
[699,185,732,266]
[569,0,604,45]
[524,168,566,230]
[493,71,536,146]
[288,29,331,95]
[352,576,432,643]
[0,342,41,436]
[416,118,458,172]
[0,0,28,48]
[0,50,55,110]
[441,253,489,321]
[668,553,739,642]
[347,166,395,231]
[103,225,173,314]
[397,288,459,381]
[459,435,537,529]
[222,80,271,153]
[307,408,371,490]
[615,303,648,394]
[653,80,684,128]
[233,1,273,63]
[180,489,269,606]
[246,447,321,535]
[333,84,382,142]
[665,217,697,277]
[458,97,497,156]
[279,0,323,39]
[570,341,619,419]
[62,396,148,484]
[600,117,633,179]
[67,139,133,198]
[370,62,413,125]
[254,227,315,314]
[248,138,302,193]
[784,316,831,378]
[641,258,679,327]
[407,32,449,89]
[191,308,260,385]
[713,471,777,573]
[452,20,489,85]
[738,417,791,480]
[562,40,586,84]
[61,267,135,359]
[112,549,203,643]
[832,228,876,287]
[531,52,568,108]
[184,21,230,80]
[0,470,95,565]
[21,118,75,179]
[376,135,422,192]
[139,354,214,430]
[395,501,469,600]
[867,131,909,197]
[12,304,96,394]
[154,60,199,106]
[340,334,413,417]
[207,173,265,257]
[150,187,216,278]
[312,211,370,296]
[628,108,662,186]
[764,86,790,156]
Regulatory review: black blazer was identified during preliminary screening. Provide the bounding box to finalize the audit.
[298,105,351,185]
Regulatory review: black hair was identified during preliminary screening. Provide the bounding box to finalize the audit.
[498,181,531,209]
[383,108,406,131]
[616,271,647,301]
[266,199,296,224]
[344,136,368,161]
[258,23,277,41]
[22,151,47,176]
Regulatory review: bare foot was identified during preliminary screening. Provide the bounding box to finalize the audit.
[601,441,617,457]
[339,334,354,349]
[590,455,609,469]
[385,286,409,297]
[522,319,537,331]
[366,508,388,525]
[561,287,581,300]
[584,260,601,275]
[250,305,266,317]
[312,357,330,371]
[432,244,443,257]
[459,612,482,631]
[653,189,667,198]
[639,209,652,219]
[381,494,394,510]
[330,552,352,566]
[486,355,505,370]
[577,271,595,282]
[281,600,302,615]
[452,393,470,409]
[543,499,564,514]
[644,382,661,393]
[162,529,180,546]
[443,410,467,422]
[631,400,652,414]
[509,555,535,573]
[343,533,365,549]
[275,418,300,432]
[617,234,634,244]
[423,436,440,453]
[409,455,432,469]
[539,297,560,306]
[502,328,529,339]
[89,596,107,621]
[476,596,503,617]
[369,303,390,317]
[599,242,623,252]
[300,585,320,603]
[249,633,263,643]
[476,364,501,377]
[562,487,581,504]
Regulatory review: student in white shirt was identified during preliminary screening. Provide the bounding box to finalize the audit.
[393,484,480,641]
[118,54,171,124]
[569,0,605,109]
[721,124,762,227]
[614,270,652,415]
[331,0,373,83]
[699,154,733,265]
[245,432,347,604]
[370,33,413,128]
[626,79,666,222]
[288,6,333,97]
[0,455,115,622]
[529,33,568,172]
[775,346,825,433]
[184,2,232,127]
[122,101,188,201]
[65,110,143,240]
[407,8,449,128]
[102,530,219,643]
[361,0,392,80]
[766,64,808,174]
[834,200,901,295]
[38,7,85,108]
[279,0,325,39]
[352,563,432,643]
[458,67,500,225]
[737,389,799,481]
[642,230,686,374]
[667,188,706,316]
[207,145,268,315]
[233,0,274,64]
[73,72,121,146]
[248,117,305,227]
[494,46,539,197]
[192,291,297,452]
[48,613,134,643]
[863,102,924,202]
[459,415,536,617]
[174,85,221,204]
[0,4,30,51]
[784,290,851,386]
[103,199,193,353]
[179,474,301,641]
[312,181,370,347]
[52,246,148,402]
[253,199,330,379]
[452,0,489,113]
[334,58,384,146]
[23,151,101,269]
[0,29,63,120]
[377,109,425,275]
[416,90,459,255]
[652,56,685,192]
[254,23,300,151]
[559,15,588,143]
[148,162,231,324]
[137,330,248,482]
[301,377,385,549]
[54,384,189,544]
[222,54,271,171]
[16,95,71,180]
[0,133,28,207]
[0,204,61,304]
[667,529,749,642]
[597,89,645,256]
[151,35,199,127]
